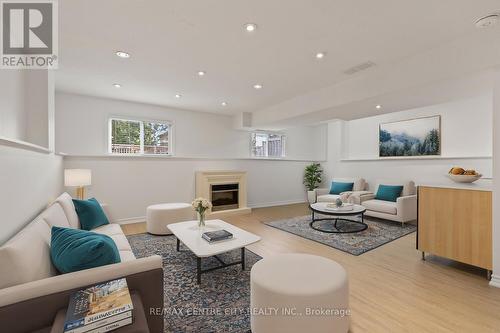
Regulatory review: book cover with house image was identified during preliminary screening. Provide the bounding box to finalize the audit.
[64,278,133,333]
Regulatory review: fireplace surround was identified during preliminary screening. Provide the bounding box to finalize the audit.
[195,171,251,216]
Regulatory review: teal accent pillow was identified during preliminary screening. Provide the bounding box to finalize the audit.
[375,185,404,202]
[50,226,120,274]
[72,198,109,231]
[329,182,354,195]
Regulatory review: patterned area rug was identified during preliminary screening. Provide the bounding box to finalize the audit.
[264,214,416,255]
[126,233,260,333]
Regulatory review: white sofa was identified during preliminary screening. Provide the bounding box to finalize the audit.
[315,178,368,203]
[0,193,164,332]
[359,180,417,225]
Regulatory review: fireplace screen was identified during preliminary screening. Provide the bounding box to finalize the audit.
[211,183,239,211]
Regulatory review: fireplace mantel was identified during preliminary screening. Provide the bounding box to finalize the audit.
[195,171,251,217]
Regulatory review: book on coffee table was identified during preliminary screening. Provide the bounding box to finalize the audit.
[202,229,233,243]
[63,278,133,333]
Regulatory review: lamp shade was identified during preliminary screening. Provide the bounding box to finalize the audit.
[64,169,92,187]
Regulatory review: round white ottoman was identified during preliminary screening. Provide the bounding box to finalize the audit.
[146,203,193,235]
[250,253,349,333]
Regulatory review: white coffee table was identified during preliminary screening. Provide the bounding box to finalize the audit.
[309,202,367,234]
[167,219,261,284]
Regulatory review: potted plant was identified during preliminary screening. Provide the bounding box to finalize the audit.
[303,163,323,203]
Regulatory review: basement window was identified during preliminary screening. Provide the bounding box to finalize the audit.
[108,118,172,155]
[251,132,286,158]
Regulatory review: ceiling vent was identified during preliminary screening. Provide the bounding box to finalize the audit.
[343,61,376,75]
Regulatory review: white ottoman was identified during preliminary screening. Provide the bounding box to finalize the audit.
[250,253,349,333]
[146,203,193,235]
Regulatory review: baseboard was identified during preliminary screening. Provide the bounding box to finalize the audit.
[114,216,146,225]
[489,274,500,288]
[113,200,307,224]
[249,199,307,209]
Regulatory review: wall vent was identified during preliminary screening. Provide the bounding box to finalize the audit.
[343,61,376,75]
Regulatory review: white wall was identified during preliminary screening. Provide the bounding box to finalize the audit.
[0,146,63,244]
[25,70,50,148]
[55,92,327,161]
[324,94,493,190]
[0,70,63,245]
[64,157,312,222]
[0,71,26,141]
[0,70,51,148]
[56,93,327,221]
[343,94,492,159]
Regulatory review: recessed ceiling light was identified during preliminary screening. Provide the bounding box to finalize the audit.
[197,71,206,76]
[315,52,326,59]
[115,51,130,58]
[244,23,257,32]
[376,104,382,109]
[221,102,228,106]
[113,83,121,88]
[475,14,499,28]
[175,94,182,98]
[253,84,263,90]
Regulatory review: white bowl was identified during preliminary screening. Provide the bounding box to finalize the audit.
[447,174,482,183]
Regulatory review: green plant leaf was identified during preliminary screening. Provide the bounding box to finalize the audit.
[303,162,323,191]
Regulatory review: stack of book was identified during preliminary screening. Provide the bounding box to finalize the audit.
[202,229,233,243]
[63,278,133,333]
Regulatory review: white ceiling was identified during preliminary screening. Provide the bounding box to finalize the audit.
[56,0,500,118]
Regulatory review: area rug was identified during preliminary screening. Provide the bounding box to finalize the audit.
[126,233,260,333]
[264,214,416,256]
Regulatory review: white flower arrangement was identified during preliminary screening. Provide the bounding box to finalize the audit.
[191,197,212,213]
[192,197,212,228]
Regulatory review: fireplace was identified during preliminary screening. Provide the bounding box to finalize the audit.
[195,171,251,216]
[211,183,239,211]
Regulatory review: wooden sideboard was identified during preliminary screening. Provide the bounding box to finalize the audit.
[417,185,492,276]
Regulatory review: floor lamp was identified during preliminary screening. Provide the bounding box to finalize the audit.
[64,169,92,200]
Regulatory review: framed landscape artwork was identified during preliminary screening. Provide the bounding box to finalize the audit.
[379,115,441,157]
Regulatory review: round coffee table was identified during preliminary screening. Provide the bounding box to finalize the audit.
[309,202,367,234]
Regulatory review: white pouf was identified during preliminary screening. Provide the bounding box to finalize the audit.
[250,253,350,333]
[146,203,193,235]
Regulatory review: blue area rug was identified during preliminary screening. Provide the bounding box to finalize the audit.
[126,233,260,333]
[264,214,416,256]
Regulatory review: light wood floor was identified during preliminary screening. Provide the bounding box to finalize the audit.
[122,203,500,333]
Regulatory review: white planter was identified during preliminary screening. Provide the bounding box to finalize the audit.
[307,190,316,203]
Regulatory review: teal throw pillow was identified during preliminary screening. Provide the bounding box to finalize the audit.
[329,182,354,195]
[50,226,120,274]
[375,184,404,202]
[72,197,109,231]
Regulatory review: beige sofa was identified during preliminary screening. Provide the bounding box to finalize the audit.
[0,193,164,333]
[358,180,417,225]
[314,178,368,203]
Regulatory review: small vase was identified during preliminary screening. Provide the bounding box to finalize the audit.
[335,198,343,208]
[198,212,206,228]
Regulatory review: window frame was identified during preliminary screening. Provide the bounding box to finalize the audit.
[250,131,286,159]
[108,116,174,156]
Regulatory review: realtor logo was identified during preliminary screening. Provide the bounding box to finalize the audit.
[1,0,58,68]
